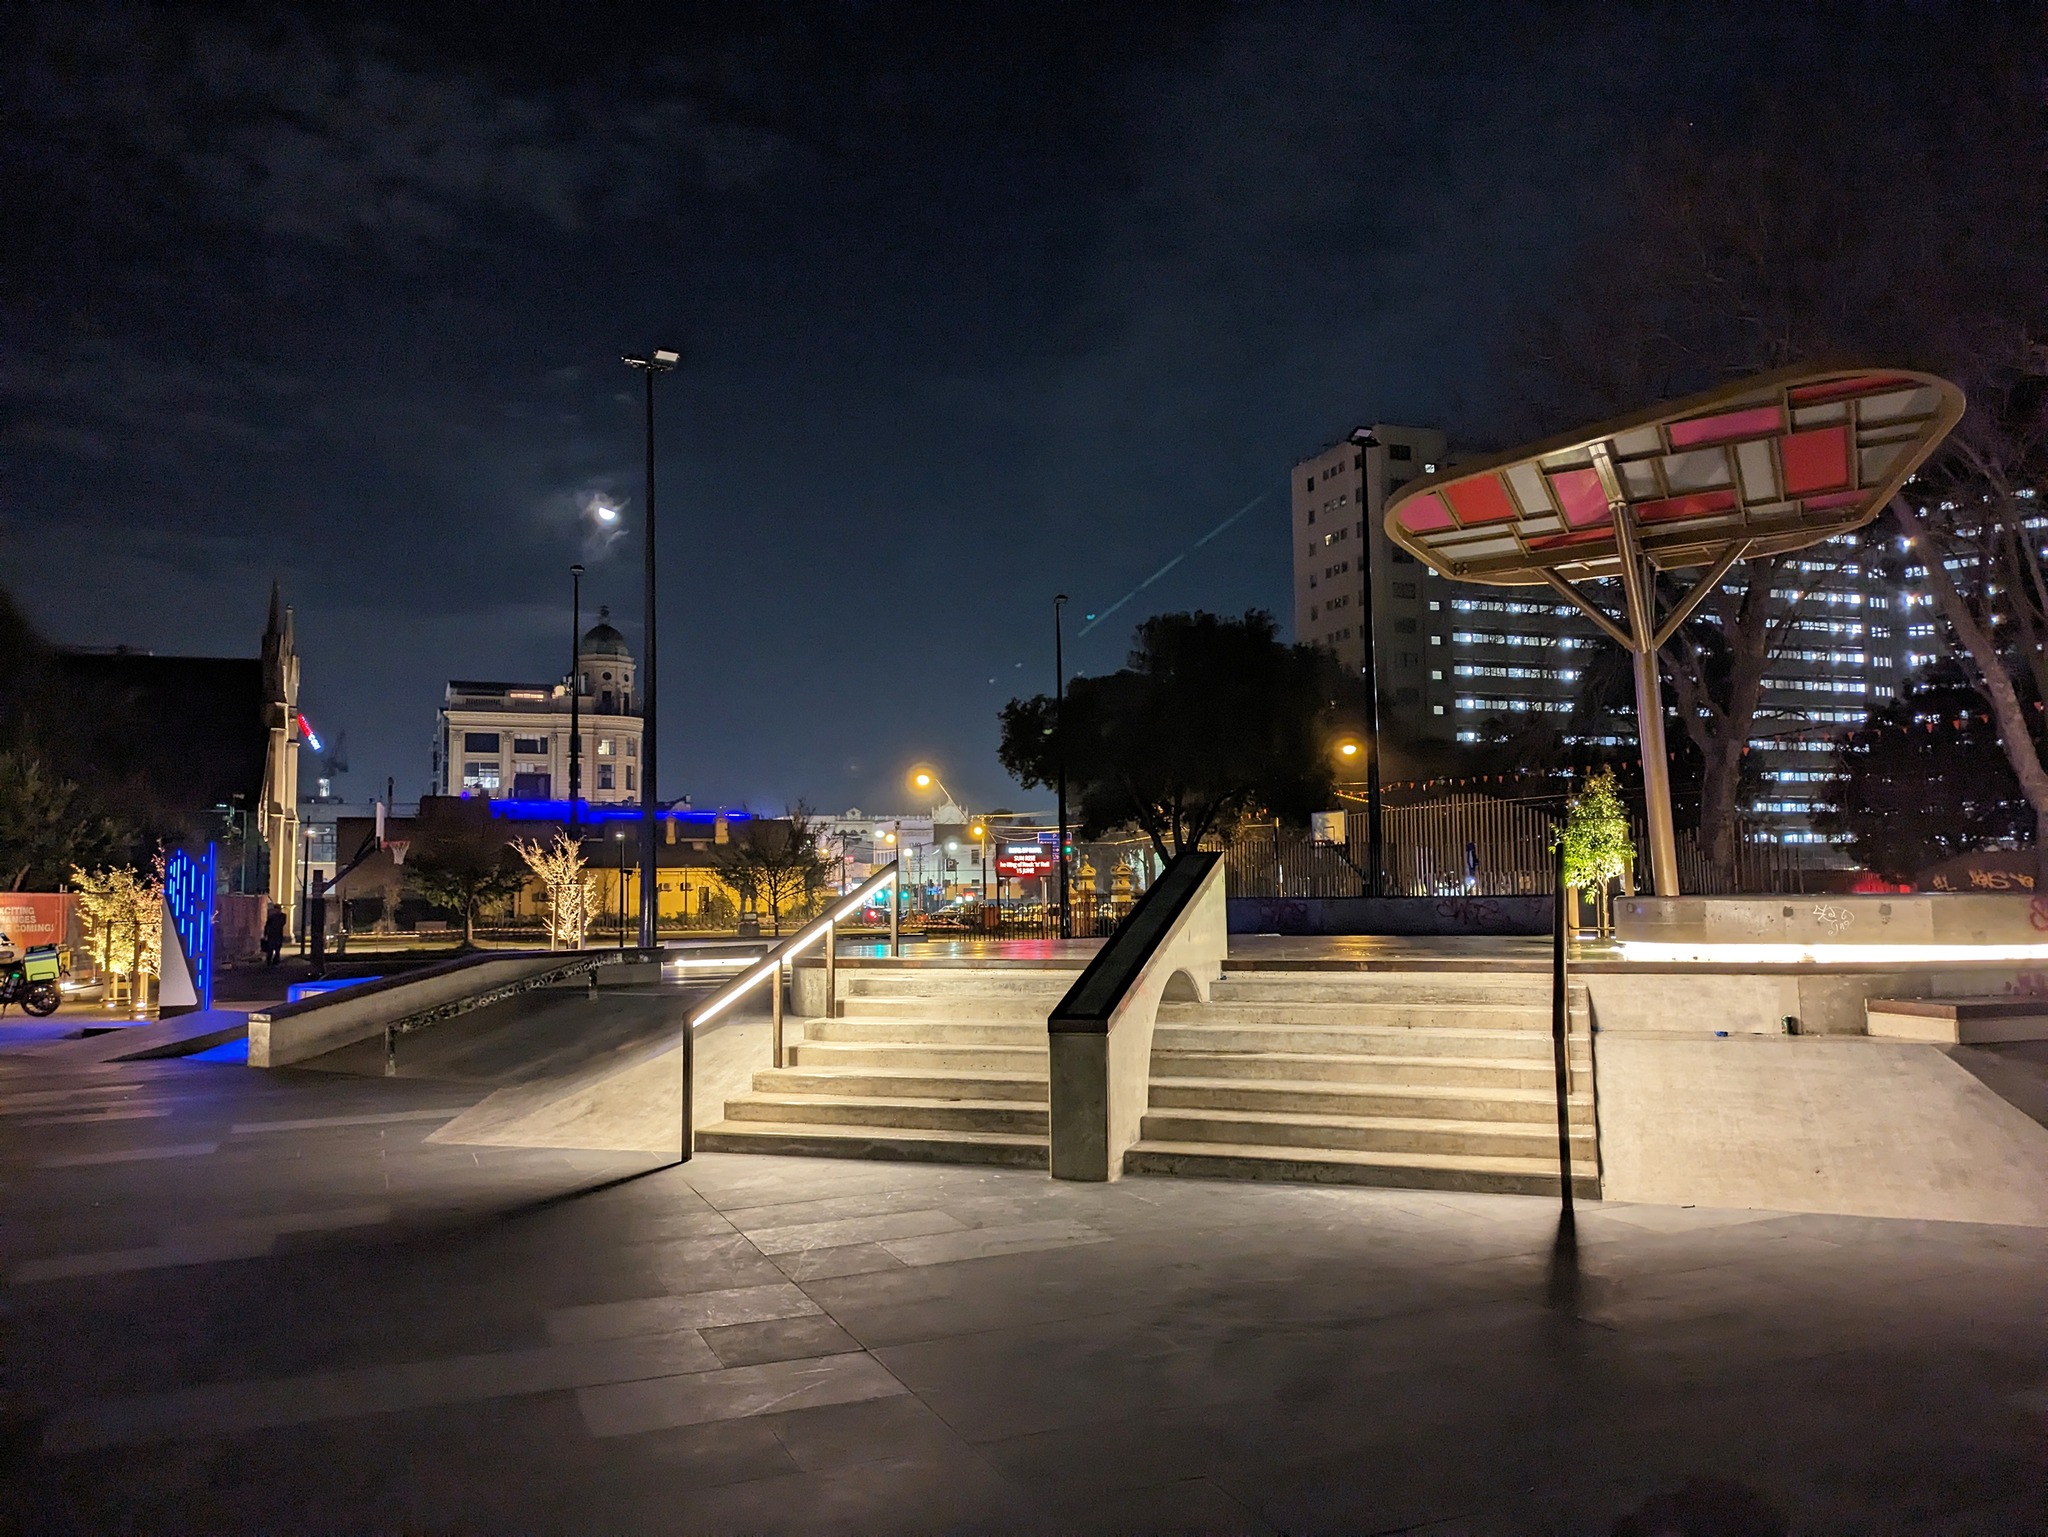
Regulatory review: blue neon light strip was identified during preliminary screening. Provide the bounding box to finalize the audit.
[164,843,217,1011]
[486,799,752,823]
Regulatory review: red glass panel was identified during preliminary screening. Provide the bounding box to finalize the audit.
[1396,493,1454,533]
[1666,404,1784,449]
[1779,426,1851,495]
[1547,467,1609,529]
[1443,475,1518,526]
[1801,489,1866,512]
[1635,489,1739,523]
[1526,526,1614,552]
[1788,374,1913,405]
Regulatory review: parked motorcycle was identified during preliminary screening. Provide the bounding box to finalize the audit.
[0,934,62,1017]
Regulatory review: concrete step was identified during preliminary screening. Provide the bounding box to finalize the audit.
[804,1016,1046,1045]
[695,1119,1048,1169]
[1121,1139,1600,1199]
[721,1092,1048,1136]
[835,972,1078,998]
[1149,1049,1579,1090]
[787,1040,1048,1073]
[753,1067,1048,1102]
[1138,1106,1595,1160]
[1160,1000,1549,1029]
[837,996,1054,1023]
[1147,1076,1595,1125]
[1211,975,1562,1006]
[1151,1023,1588,1059]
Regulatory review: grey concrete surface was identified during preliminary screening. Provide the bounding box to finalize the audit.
[3,1036,2046,1534]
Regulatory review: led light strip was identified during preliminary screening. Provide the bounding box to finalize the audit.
[688,870,898,1028]
[1619,940,2048,966]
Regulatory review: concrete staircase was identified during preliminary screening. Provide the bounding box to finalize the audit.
[1122,970,1601,1197]
[693,964,1074,1168]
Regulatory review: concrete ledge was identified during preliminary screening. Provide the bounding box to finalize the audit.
[248,950,653,1067]
[1617,893,2048,949]
[1049,854,1227,1182]
[1867,997,2048,1044]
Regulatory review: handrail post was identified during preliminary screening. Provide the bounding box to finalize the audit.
[771,954,785,1069]
[889,870,899,958]
[823,917,837,1019]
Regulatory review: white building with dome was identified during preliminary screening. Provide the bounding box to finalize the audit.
[431,608,646,804]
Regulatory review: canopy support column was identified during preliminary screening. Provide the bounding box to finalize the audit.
[1591,444,1681,898]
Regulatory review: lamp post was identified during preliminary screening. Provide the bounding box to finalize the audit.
[568,563,584,830]
[621,347,679,951]
[613,826,628,954]
[298,825,313,956]
[1053,593,1071,938]
[1345,427,1385,898]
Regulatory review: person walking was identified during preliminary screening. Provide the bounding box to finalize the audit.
[261,903,286,966]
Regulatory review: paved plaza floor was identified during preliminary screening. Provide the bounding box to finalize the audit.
[3,1048,2045,1534]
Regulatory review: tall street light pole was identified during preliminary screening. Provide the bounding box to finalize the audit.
[622,347,679,951]
[568,563,584,831]
[1346,428,1385,898]
[1054,593,1071,939]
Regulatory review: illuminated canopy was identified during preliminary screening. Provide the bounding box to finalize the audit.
[1384,367,1963,586]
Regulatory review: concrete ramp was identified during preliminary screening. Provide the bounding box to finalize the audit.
[1599,1034,2048,1226]
[22,1009,248,1065]
[428,1015,770,1155]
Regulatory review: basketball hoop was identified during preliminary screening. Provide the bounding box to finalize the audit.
[387,840,412,867]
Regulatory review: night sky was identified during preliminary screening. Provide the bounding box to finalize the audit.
[1,3,1998,816]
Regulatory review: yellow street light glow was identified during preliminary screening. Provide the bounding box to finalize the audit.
[970,824,985,838]
[884,831,896,844]
[913,772,932,788]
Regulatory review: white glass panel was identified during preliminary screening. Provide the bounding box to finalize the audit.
[1504,461,1553,514]
[1662,448,1733,492]
[1736,440,1779,502]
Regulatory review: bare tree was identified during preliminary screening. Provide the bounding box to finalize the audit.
[1892,375,2048,884]
[1512,37,2037,878]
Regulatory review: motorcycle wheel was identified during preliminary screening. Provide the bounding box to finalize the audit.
[22,982,61,1017]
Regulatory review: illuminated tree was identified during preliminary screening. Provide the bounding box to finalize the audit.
[1559,769,1634,935]
[71,856,163,1003]
[515,832,596,950]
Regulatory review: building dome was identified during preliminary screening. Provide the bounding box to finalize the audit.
[580,608,632,659]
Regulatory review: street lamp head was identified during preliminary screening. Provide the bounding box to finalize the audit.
[653,348,680,366]
[970,823,985,839]
[571,562,585,576]
[1347,427,1379,449]
[1333,735,1365,764]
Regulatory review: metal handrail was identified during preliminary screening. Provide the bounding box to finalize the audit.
[679,860,898,1159]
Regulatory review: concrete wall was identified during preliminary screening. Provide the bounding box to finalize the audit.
[1597,1033,2048,1225]
[1229,895,1550,936]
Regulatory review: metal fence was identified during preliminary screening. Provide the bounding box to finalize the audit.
[1216,796,1835,899]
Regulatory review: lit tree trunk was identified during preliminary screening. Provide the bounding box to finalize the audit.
[1895,496,2048,890]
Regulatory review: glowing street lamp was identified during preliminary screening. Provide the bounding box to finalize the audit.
[621,345,680,950]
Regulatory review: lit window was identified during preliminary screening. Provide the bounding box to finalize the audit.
[598,738,615,756]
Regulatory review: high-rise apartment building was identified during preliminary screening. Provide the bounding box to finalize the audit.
[1292,430,1915,843]
[1291,425,1449,767]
